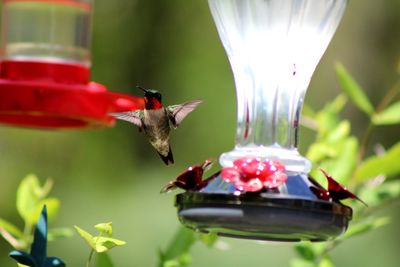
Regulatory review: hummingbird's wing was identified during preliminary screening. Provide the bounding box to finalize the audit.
[167,100,203,128]
[109,110,144,129]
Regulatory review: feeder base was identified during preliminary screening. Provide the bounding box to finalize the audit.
[176,192,352,242]
[0,60,144,130]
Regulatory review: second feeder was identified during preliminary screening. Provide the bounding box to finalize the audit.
[175,0,351,241]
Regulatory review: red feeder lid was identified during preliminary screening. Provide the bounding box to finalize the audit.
[0,60,144,129]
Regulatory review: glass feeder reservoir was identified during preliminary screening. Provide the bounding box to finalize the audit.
[175,0,351,241]
[0,0,143,129]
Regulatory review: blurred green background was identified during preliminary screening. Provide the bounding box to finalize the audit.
[0,0,399,266]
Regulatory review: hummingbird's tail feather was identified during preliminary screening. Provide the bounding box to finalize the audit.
[157,146,174,165]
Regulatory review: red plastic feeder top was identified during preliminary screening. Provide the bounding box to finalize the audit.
[0,0,144,129]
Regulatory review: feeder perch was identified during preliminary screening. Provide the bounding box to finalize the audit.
[175,0,351,241]
[0,0,144,129]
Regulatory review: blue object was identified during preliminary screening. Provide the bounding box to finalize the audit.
[9,206,66,267]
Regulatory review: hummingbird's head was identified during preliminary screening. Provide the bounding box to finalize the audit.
[137,86,163,109]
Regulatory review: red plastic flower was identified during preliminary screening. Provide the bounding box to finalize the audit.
[221,158,287,192]
[309,169,367,206]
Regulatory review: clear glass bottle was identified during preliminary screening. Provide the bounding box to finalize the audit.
[1,0,92,66]
[209,0,347,173]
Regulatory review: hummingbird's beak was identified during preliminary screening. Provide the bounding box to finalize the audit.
[136,85,148,93]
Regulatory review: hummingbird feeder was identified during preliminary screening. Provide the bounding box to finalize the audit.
[0,0,143,129]
[175,0,352,241]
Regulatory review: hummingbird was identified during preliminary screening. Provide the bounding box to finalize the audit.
[109,86,202,165]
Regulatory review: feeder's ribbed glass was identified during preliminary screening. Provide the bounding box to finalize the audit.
[0,0,92,66]
[209,0,347,172]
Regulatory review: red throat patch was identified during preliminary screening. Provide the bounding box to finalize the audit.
[144,97,163,110]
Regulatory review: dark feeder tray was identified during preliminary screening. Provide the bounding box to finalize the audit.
[175,174,352,242]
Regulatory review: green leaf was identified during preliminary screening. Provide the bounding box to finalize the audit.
[0,218,23,239]
[47,228,73,242]
[326,121,350,144]
[16,175,41,221]
[40,179,54,199]
[356,142,400,182]
[28,198,60,224]
[176,252,192,266]
[95,222,113,237]
[163,260,181,267]
[319,256,334,267]
[161,227,196,261]
[199,232,218,248]
[162,253,192,267]
[16,175,57,225]
[74,226,95,250]
[93,237,126,253]
[327,137,358,184]
[326,94,348,115]
[341,217,390,240]
[373,101,400,125]
[336,63,374,115]
[159,226,196,267]
[315,95,347,139]
[307,118,353,165]
[294,243,327,262]
[293,243,332,267]
[295,243,316,261]
[96,252,115,267]
[307,143,338,163]
[290,258,315,267]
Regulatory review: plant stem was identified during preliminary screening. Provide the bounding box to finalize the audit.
[23,222,33,250]
[357,123,373,165]
[86,231,105,267]
[350,78,400,187]
[349,121,374,189]
[0,227,20,248]
[86,249,95,267]
[375,79,400,113]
